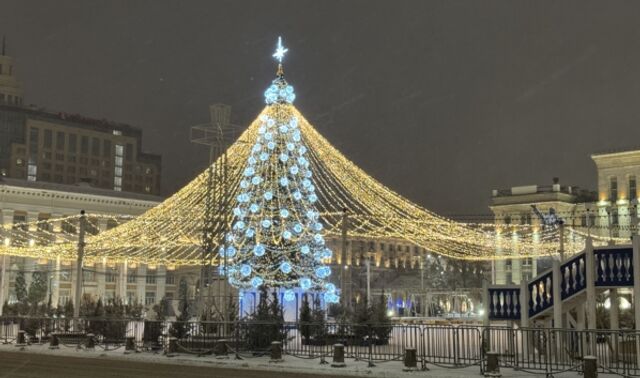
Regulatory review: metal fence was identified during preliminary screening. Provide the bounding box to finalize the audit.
[1,317,638,376]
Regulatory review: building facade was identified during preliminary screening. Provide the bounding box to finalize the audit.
[0,47,161,196]
[592,149,640,240]
[490,148,640,285]
[0,177,163,314]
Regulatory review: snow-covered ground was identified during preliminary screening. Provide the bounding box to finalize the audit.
[0,341,614,377]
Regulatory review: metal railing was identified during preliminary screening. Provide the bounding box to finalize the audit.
[0,317,638,376]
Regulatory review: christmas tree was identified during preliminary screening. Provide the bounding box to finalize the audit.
[222,37,338,304]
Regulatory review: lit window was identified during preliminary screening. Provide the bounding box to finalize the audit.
[610,177,618,202]
[145,292,156,305]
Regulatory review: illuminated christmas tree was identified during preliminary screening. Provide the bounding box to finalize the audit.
[221,37,338,304]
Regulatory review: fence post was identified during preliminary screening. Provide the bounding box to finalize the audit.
[124,336,135,354]
[270,341,283,363]
[484,351,501,377]
[214,339,228,359]
[49,333,59,349]
[331,343,346,368]
[166,336,177,356]
[403,347,418,371]
[234,321,241,360]
[583,355,597,378]
[367,325,375,367]
[453,327,460,366]
[85,333,95,349]
[16,330,26,346]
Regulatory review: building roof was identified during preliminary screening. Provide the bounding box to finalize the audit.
[0,176,163,203]
[0,104,161,163]
[591,148,640,158]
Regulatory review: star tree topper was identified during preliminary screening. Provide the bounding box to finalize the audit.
[272,36,288,63]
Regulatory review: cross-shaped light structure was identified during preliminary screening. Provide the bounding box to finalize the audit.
[272,36,288,63]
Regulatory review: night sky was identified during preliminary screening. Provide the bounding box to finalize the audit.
[3,1,640,217]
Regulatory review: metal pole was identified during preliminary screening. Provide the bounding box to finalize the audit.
[340,208,348,307]
[0,255,6,316]
[420,258,424,291]
[558,222,565,261]
[585,237,596,330]
[365,256,371,304]
[73,210,87,320]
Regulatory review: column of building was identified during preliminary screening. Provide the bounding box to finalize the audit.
[493,214,506,284]
[136,264,147,305]
[510,214,522,284]
[95,219,109,300]
[0,209,14,314]
[117,261,128,302]
[49,213,63,307]
[156,265,166,303]
[24,211,39,288]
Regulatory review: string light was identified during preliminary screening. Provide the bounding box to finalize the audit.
[0,40,632,267]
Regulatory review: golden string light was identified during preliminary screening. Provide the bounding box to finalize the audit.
[0,105,626,266]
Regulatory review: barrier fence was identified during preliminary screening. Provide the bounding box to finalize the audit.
[0,317,638,376]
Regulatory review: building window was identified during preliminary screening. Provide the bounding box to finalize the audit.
[610,177,618,202]
[103,140,111,157]
[629,176,637,201]
[114,144,124,191]
[126,143,133,161]
[91,138,100,156]
[126,291,136,305]
[145,292,156,306]
[165,272,175,285]
[611,207,619,237]
[83,270,96,282]
[59,269,71,282]
[127,271,136,283]
[58,290,70,306]
[68,134,77,153]
[146,270,157,284]
[56,131,65,150]
[28,127,39,182]
[81,136,89,154]
[43,130,52,148]
[105,272,117,283]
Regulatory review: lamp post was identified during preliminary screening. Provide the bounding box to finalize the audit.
[73,210,87,323]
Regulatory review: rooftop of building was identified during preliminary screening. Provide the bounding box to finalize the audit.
[0,176,164,203]
[491,178,597,206]
[0,103,161,163]
[591,147,640,158]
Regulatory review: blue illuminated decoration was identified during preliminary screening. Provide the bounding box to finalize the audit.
[251,277,263,288]
[240,264,252,277]
[221,36,336,304]
[253,244,266,257]
[280,262,292,274]
[283,289,295,302]
[300,277,312,290]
